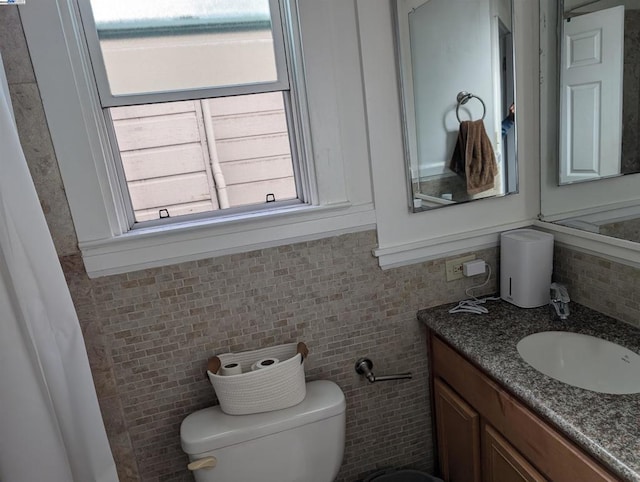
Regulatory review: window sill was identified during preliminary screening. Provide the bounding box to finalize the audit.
[79,201,376,278]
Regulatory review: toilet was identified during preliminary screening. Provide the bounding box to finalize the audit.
[180,380,346,482]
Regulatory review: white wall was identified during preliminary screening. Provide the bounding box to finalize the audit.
[22,0,543,274]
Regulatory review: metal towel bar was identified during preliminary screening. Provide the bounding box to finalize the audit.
[355,358,412,383]
[456,91,486,122]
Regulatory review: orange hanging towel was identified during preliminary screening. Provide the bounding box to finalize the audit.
[449,119,498,195]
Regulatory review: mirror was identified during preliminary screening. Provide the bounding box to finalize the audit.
[394,0,518,212]
[540,0,640,244]
[557,0,640,184]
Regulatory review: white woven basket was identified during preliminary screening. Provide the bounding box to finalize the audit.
[207,343,306,415]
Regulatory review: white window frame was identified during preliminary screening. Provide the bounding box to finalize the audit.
[19,0,376,277]
[79,0,310,228]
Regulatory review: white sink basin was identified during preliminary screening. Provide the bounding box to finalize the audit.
[517,331,640,394]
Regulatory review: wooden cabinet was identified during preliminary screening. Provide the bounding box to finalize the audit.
[429,333,619,482]
[482,423,546,482]
[434,378,481,482]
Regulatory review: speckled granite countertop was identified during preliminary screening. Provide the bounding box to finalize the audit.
[417,301,640,481]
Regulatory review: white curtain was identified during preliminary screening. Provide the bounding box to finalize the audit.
[0,54,118,481]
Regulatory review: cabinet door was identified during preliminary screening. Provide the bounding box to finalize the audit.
[434,377,481,482]
[482,423,547,482]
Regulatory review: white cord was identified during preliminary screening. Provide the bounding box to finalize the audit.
[448,264,501,315]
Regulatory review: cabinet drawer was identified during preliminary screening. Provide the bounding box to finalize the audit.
[431,335,618,482]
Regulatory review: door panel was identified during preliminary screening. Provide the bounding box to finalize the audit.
[559,6,624,184]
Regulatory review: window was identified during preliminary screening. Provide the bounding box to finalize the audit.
[78,0,304,225]
[110,94,298,223]
[20,1,375,277]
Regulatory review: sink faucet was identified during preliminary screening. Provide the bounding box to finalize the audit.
[550,282,570,320]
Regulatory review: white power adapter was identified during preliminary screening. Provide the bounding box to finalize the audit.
[463,259,486,277]
[449,260,499,314]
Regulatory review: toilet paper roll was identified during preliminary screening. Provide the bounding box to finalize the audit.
[251,358,279,371]
[220,362,242,376]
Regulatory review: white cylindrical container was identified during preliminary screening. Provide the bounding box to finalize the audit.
[500,229,554,308]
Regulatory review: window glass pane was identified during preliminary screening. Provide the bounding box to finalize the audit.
[109,92,298,222]
[88,0,279,96]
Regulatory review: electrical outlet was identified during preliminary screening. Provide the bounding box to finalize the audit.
[445,254,476,281]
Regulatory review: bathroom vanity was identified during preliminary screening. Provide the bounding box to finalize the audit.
[418,302,640,482]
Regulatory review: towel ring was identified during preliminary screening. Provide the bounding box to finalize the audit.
[456,91,486,122]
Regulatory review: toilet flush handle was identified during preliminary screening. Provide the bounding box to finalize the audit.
[187,456,217,471]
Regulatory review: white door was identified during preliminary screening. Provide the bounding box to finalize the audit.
[559,6,624,184]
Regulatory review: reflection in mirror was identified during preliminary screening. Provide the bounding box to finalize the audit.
[558,0,640,184]
[539,0,640,246]
[554,204,640,243]
[394,0,518,212]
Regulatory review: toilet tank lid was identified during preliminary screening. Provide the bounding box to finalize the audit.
[180,380,346,455]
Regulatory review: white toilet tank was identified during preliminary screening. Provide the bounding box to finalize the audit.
[180,380,346,482]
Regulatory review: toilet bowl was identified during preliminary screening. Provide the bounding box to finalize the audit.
[180,380,346,482]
